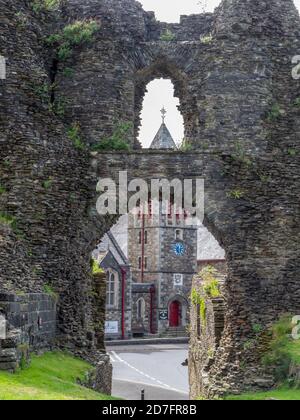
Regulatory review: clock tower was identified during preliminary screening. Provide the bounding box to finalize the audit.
[128,109,198,335]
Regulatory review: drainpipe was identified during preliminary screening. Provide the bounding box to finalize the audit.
[121,267,126,340]
[150,285,155,334]
[141,209,145,283]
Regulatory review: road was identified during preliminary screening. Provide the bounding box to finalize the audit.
[107,343,189,401]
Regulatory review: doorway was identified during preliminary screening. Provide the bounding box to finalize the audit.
[169,300,181,327]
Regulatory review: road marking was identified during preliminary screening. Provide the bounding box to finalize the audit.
[109,353,116,363]
[111,351,188,395]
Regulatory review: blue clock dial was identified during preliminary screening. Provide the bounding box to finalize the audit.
[173,242,185,256]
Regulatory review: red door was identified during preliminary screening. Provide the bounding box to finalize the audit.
[169,301,180,327]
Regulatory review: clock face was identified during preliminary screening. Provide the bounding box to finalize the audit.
[173,242,186,256]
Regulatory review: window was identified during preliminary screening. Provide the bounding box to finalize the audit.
[138,257,142,270]
[144,231,148,245]
[175,229,183,240]
[106,272,118,308]
[144,257,148,270]
[137,298,146,320]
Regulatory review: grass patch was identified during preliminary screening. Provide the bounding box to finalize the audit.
[225,388,300,400]
[0,352,116,400]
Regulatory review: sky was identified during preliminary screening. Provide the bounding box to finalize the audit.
[138,0,300,147]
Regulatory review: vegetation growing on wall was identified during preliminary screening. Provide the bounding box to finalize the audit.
[200,265,221,298]
[43,284,59,302]
[0,184,6,195]
[200,34,213,44]
[178,138,193,152]
[92,122,132,151]
[160,29,176,42]
[267,103,282,121]
[46,20,101,62]
[91,259,104,276]
[67,123,85,151]
[31,0,61,13]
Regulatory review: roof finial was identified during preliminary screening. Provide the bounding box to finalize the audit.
[161,106,167,124]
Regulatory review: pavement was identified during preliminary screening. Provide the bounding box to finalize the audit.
[107,343,190,401]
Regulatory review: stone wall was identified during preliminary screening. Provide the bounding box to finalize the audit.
[0,293,56,371]
[0,0,299,397]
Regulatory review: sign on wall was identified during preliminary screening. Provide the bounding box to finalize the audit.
[173,273,183,287]
[105,321,119,334]
[159,310,168,321]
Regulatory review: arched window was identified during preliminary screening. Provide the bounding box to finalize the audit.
[106,271,118,308]
[137,298,146,320]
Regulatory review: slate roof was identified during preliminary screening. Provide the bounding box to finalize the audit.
[150,123,177,150]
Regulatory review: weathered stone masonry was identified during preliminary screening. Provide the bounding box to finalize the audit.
[0,0,299,397]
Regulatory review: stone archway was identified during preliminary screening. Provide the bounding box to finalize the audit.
[1,0,299,399]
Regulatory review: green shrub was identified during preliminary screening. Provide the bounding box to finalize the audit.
[57,44,73,61]
[160,29,175,42]
[293,97,300,108]
[232,142,253,167]
[0,212,17,229]
[267,103,281,121]
[43,284,59,301]
[92,122,132,151]
[42,178,53,190]
[200,265,221,298]
[31,0,61,13]
[91,259,104,276]
[62,20,100,45]
[227,189,245,200]
[46,20,101,62]
[179,139,193,152]
[16,11,28,28]
[67,123,85,151]
[62,67,75,78]
[200,34,213,44]
[0,184,6,194]
[262,315,300,387]
[288,148,297,157]
[50,97,68,117]
[34,83,52,105]
[199,297,207,325]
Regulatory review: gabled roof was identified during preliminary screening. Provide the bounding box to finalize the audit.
[150,123,177,150]
[96,232,130,267]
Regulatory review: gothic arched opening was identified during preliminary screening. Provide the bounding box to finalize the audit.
[134,59,198,148]
[138,79,184,148]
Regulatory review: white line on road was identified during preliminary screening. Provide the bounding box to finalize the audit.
[111,351,188,395]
